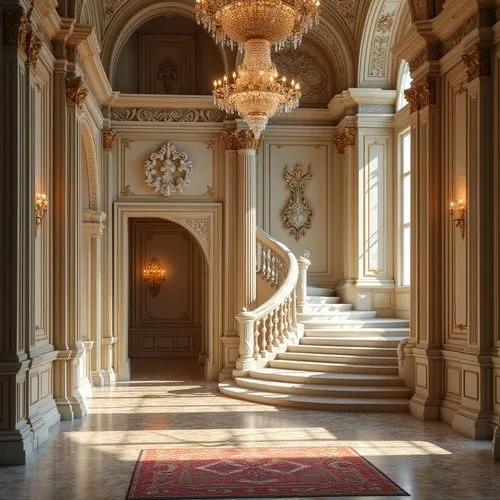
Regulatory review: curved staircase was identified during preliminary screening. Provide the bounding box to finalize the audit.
[220,286,411,412]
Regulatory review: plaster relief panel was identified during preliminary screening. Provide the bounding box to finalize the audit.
[129,219,205,358]
[260,142,337,284]
[118,138,216,199]
[463,370,479,401]
[445,364,461,399]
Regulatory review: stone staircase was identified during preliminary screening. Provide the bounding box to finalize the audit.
[220,287,411,412]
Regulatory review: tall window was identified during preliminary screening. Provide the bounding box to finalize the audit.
[396,62,412,111]
[399,130,411,286]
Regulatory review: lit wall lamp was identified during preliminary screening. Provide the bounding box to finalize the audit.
[449,198,466,240]
[35,193,48,231]
[143,257,167,297]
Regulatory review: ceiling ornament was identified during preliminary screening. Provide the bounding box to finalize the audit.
[196,1,320,138]
[144,143,193,197]
[280,164,313,241]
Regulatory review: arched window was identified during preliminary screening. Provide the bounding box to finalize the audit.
[396,61,412,111]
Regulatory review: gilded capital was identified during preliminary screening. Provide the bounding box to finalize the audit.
[26,29,42,71]
[404,80,436,113]
[221,130,261,151]
[462,46,490,82]
[334,127,356,154]
[404,86,419,113]
[103,129,119,151]
[2,7,28,51]
[65,75,88,109]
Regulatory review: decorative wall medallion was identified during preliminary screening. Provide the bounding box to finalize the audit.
[65,75,88,109]
[144,143,193,197]
[280,164,313,241]
[157,58,178,93]
[110,108,225,122]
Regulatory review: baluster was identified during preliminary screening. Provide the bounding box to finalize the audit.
[282,300,289,340]
[260,315,268,357]
[254,319,261,359]
[265,249,272,282]
[270,251,276,285]
[262,248,268,281]
[272,307,280,347]
[278,303,286,342]
[287,294,294,335]
[292,286,298,329]
[256,241,262,274]
[266,313,275,351]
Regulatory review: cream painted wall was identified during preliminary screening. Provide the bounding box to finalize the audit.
[128,218,204,358]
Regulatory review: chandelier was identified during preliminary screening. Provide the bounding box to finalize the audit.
[213,39,301,137]
[143,257,167,297]
[195,0,320,51]
[196,1,320,137]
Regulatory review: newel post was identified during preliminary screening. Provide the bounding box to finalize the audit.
[296,252,311,313]
[234,309,257,375]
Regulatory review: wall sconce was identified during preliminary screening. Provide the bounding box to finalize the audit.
[143,257,167,297]
[449,199,466,240]
[35,193,48,231]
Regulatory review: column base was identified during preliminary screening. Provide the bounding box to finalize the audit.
[452,408,493,440]
[92,370,106,387]
[409,395,441,420]
[118,358,131,381]
[101,368,116,386]
[0,426,34,465]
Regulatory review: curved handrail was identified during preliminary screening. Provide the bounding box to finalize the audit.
[234,228,303,372]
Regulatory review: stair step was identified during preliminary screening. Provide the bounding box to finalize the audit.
[300,336,402,348]
[306,296,340,304]
[289,344,398,357]
[235,377,412,399]
[302,318,410,329]
[307,287,336,296]
[299,311,377,321]
[303,304,353,313]
[249,368,405,386]
[269,359,399,375]
[219,382,409,412]
[277,351,397,366]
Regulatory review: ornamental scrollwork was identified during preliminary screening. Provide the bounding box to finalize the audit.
[334,127,356,154]
[65,75,88,109]
[144,143,193,197]
[280,164,313,241]
[109,107,225,122]
[462,46,490,82]
[103,129,119,151]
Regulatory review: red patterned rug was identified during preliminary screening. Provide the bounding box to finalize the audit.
[126,447,408,499]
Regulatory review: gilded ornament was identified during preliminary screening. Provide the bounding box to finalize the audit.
[221,130,261,151]
[103,129,118,151]
[144,143,193,197]
[404,81,436,113]
[334,127,356,154]
[280,164,313,241]
[26,30,42,71]
[404,86,419,113]
[376,13,394,33]
[205,185,215,197]
[65,75,88,109]
[462,46,490,83]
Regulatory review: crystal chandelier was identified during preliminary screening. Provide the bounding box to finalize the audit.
[213,39,301,137]
[195,1,320,137]
[195,0,320,51]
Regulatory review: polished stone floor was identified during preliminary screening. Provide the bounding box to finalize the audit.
[0,358,499,500]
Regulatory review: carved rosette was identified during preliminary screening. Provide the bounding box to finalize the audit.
[65,75,88,109]
[462,46,490,83]
[334,127,356,154]
[221,130,261,151]
[404,80,437,113]
[103,129,118,151]
[280,164,313,241]
[144,143,193,197]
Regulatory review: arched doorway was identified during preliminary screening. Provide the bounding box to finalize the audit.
[114,203,223,382]
[128,217,208,379]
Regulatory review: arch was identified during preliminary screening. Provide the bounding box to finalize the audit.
[78,0,104,42]
[114,203,223,382]
[80,121,100,211]
[358,0,407,89]
[103,1,229,85]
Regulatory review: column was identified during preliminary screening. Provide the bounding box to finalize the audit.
[451,44,494,439]
[52,44,88,419]
[404,70,443,420]
[0,4,34,465]
[101,129,118,384]
[82,210,106,386]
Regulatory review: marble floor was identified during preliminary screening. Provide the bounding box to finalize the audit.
[0,358,499,500]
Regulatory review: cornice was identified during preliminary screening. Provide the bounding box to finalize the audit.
[110,94,217,110]
[328,88,397,122]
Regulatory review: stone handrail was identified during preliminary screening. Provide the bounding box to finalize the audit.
[234,228,308,373]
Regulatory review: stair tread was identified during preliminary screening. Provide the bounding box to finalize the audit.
[249,368,403,381]
[236,377,410,393]
[282,351,397,360]
[272,359,396,368]
[220,383,409,407]
[294,344,397,352]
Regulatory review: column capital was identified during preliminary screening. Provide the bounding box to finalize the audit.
[404,79,437,113]
[102,129,118,151]
[221,130,261,151]
[65,75,88,109]
[462,45,490,83]
[334,127,356,154]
